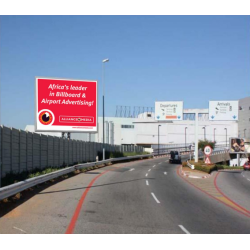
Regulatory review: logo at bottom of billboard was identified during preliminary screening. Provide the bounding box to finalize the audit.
[38,109,55,126]
[230,137,250,153]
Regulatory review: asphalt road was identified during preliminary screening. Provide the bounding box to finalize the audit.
[216,170,250,212]
[1,156,250,234]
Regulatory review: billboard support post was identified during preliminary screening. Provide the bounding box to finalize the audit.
[237,153,240,167]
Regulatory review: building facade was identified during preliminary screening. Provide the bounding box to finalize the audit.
[238,96,250,139]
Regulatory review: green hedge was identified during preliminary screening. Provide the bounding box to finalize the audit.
[182,161,243,174]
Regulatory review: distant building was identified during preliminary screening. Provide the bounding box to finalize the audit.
[25,108,238,149]
[238,96,250,139]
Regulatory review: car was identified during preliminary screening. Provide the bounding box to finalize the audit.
[169,151,182,164]
[244,161,250,171]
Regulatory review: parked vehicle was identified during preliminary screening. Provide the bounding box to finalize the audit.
[243,157,250,170]
[169,151,182,164]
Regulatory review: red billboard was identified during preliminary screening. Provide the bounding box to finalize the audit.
[35,77,98,132]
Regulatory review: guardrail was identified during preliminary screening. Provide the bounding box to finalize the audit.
[0,153,167,201]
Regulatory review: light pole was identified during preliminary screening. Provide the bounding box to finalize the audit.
[244,129,246,138]
[158,125,161,155]
[214,128,216,143]
[102,58,109,160]
[224,128,227,147]
[185,127,188,151]
[202,126,206,140]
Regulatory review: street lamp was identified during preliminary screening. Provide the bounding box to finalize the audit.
[102,58,109,160]
[244,129,246,138]
[224,128,227,147]
[185,127,188,151]
[214,128,216,143]
[158,125,161,155]
[202,126,206,140]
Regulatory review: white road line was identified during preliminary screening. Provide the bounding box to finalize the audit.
[129,168,135,171]
[153,165,156,168]
[164,172,167,175]
[145,173,148,177]
[247,179,250,181]
[151,192,160,203]
[148,169,151,172]
[158,162,162,165]
[146,180,149,186]
[13,226,27,234]
[178,225,191,234]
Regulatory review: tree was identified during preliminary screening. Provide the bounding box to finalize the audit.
[198,140,216,151]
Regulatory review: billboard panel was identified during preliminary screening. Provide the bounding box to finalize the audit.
[229,137,250,153]
[209,101,238,121]
[155,101,183,121]
[35,77,97,132]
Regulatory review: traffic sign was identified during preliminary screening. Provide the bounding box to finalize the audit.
[35,77,98,132]
[155,101,183,121]
[204,145,212,156]
[205,157,211,164]
[209,101,238,121]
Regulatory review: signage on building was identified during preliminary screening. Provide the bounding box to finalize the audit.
[35,77,98,132]
[209,101,238,121]
[155,101,183,121]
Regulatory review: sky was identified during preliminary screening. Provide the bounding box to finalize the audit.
[0,15,250,130]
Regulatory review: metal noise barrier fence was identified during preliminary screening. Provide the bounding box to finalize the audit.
[0,125,144,186]
[0,153,167,201]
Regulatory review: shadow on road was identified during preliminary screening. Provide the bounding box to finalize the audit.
[38,177,155,195]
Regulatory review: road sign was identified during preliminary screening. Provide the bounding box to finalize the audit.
[35,77,98,132]
[204,145,212,156]
[209,101,238,121]
[205,157,211,164]
[155,101,183,121]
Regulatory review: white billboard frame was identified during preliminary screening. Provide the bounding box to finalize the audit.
[35,76,98,133]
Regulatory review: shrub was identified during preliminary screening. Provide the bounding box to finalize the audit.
[198,140,216,151]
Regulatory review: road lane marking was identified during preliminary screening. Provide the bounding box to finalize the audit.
[178,225,190,234]
[151,193,160,203]
[158,162,162,165]
[164,172,167,175]
[146,180,149,186]
[153,165,156,168]
[247,179,250,181]
[148,169,151,172]
[145,173,148,177]
[13,226,27,234]
[129,168,135,171]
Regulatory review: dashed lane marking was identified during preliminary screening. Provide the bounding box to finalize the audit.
[148,169,151,172]
[129,168,135,171]
[145,173,148,177]
[153,165,156,168]
[13,227,27,234]
[178,225,191,234]
[151,193,160,204]
[146,180,149,186]
[164,172,167,175]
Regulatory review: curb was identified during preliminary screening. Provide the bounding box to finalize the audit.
[180,166,211,179]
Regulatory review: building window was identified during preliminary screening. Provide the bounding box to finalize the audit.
[121,125,134,129]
